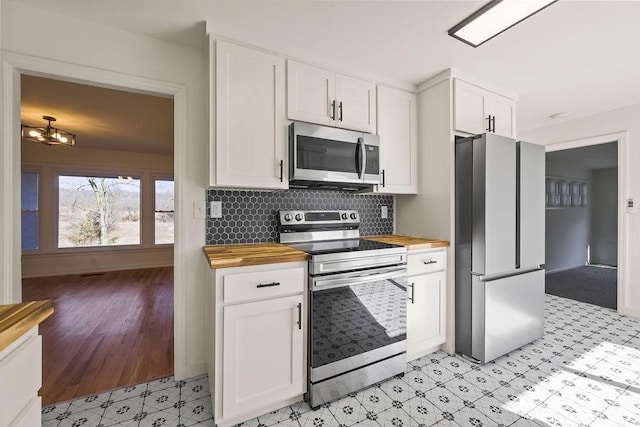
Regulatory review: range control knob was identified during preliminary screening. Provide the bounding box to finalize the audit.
[350,213,357,220]
[341,213,348,220]
[284,213,292,222]
[295,213,303,221]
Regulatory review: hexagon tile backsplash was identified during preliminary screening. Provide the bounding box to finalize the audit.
[206,189,394,245]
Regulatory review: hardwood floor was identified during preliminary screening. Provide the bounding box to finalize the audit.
[22,267,174,406]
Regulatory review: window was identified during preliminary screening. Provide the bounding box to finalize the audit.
[58,175,141,248]
[21,171,39,251]
[155,179,174,244]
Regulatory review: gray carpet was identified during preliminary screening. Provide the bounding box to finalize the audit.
[545,265,617,309]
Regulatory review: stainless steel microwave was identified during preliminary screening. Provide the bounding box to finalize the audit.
[289,121,380,190]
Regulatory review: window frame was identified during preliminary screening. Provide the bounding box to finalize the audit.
[152,175,175,246]
[55,171,144,251]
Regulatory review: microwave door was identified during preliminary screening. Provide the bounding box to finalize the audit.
[290,122,363,184]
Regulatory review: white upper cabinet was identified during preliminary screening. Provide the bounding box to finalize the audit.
[286,61,335,127]
[453,79,516,138]
[453,80,487,135]
[334,74,377,133]
[211,39,287,189]
[486,93,516,138]
[287,60,377,133]
[376,86,417,194]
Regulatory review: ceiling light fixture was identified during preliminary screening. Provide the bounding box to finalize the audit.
[21,115,76,147]
[448,0,558,48]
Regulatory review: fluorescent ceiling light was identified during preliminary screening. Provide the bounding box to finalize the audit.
[449,0,558,47]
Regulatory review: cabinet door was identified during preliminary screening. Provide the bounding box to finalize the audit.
[287,60,336,127]
[487,93,516,138]
[377,86,417,194]
[453,79,488,135]
[335,74,377,133]
[222,295,304,419]
[407,271,446,360]
[215,40,287,189]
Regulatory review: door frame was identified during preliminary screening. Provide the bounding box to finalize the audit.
[0,52,190,378]
[545,131,628,315]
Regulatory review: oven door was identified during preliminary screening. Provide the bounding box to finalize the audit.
[290,121,380,185]
[309,266,407,383]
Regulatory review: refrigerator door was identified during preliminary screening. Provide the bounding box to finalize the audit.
[472,133,517,276]
[471,269,545,363]
[519,141,546,269]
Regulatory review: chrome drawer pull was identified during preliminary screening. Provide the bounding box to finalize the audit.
[423,260,437,265]
[256,282,280,288]
[408,283,415,304]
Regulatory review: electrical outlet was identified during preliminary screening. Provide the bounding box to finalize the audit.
[381,205,388,219]
[211,200,222,218]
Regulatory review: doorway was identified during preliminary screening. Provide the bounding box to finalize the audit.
[544,141,619,309]
[19,75,176,405]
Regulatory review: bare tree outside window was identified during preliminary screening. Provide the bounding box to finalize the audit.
[155,179,174,244]
[58,175,141,247]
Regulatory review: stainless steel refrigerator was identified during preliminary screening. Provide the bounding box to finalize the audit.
[455,133,545,363]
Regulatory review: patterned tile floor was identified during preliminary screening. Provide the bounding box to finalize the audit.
[42,294,640,427]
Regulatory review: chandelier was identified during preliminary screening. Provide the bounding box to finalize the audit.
[21,115,76,147]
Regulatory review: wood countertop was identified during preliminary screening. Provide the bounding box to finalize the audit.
[363,235,450,250]
[0,300,54,353]
[203,243,311,269]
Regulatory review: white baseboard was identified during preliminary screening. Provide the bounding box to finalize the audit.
[621,307,640,318]
[22,247,173,278]
[175,361,207,382]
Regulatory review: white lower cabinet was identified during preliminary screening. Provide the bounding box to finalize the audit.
[222,295,304,419]
[406,248,447,361]
[0,327,43,427]
[209,262,307,427]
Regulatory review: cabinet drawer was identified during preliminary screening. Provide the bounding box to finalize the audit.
[407,250,446,275]
[0,335,42,427]
[223,267,305,303]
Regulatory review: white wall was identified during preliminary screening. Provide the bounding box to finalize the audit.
[1,1,209,378]
[521,105,638,315]
[21,144,174,278]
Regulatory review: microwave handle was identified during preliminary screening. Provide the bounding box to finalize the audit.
[357,137,366,179]
[356,138,363,178]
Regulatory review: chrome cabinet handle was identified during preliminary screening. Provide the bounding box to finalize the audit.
[423,260,437,265]
[491,115,496,133]
[279,160,284,182]
[338,101,343,121]
[256,282,280,288]
[486,115,492,131]
[381,169,386,188]
[330,100,336,120]
[408,283,415,304]
[296,303,302,330]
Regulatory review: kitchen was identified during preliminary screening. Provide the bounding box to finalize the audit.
[1,1,640,426]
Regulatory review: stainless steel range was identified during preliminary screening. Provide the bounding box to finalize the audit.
[279,209,408,409]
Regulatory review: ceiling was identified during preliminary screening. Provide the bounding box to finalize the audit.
[21,76,174,155]
[547,141,618,170]
[10,1,640,133]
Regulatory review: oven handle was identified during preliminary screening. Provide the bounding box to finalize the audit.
[312,266,406,291]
